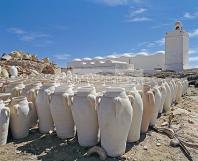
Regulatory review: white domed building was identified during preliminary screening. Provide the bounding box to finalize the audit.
[68,21,189,74]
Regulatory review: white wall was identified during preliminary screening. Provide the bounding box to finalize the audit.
[130,53,165,72]
[165,30,189,72]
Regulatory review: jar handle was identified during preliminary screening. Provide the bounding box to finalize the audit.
[113,96,122,119]
[128,94,135,105]
[62,93,72,107]
[138,90,143,98]
[148,91,155,105]
[2,107,10,119]
[87,94,96,111]
[28,102,33,113]
[13,104,20,116]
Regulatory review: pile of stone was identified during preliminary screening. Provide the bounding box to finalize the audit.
[0,51,61,76]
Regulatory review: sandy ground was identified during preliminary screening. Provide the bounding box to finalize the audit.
[0,87,197,161]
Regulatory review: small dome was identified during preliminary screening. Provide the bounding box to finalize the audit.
[98,61,105,64]
[154,51,165,55]
[90,62,95,64]
[73,58,81,61]
[106,55,118,59]
[121,53,132,57]
[94,56,103,60]
[136,52,149,56]
[83,57,92,61]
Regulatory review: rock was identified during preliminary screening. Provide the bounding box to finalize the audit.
[156,143,161,146]
[143,146,148,150]
[15,150,21,154]
[188,119,194,124]
[170,138,180,147]
[172,108,189,115]
[86,146,107,160]
[161,122,169,126]
[1,54,12,61]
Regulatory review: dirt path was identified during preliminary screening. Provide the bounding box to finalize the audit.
[0,87,197,161]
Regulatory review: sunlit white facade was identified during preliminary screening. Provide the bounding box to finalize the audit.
[165,21,189,72]
[68,21,189,74]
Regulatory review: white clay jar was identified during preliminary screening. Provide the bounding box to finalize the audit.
[71,86,99,146]
[141,84,155,133]
[98,87,132,157]
[10,96,32,139]
[50,85,76,139]
[35,82,58,133]
[0,101,10,145]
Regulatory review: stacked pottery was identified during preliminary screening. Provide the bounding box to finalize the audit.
[0,101,10,145]
[27,82,42,127]
[36,82,58,133]
[71,86,99,146]
[9,66,18,77]
[98,87,132,157]
[124,84,143,143]
[163,82,171,112]
[150,85,161,126]
[10,96,32,139]
[141,84,155,133]
[50,84,76,139]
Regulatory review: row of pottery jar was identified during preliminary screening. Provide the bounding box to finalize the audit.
[65,86,143,157]
[0,80,43,145]
[0,96,33,145]
[36,79,188,157]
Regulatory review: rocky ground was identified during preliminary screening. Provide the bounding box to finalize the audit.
[0,87,197,161]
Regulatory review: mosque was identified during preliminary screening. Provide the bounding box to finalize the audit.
[68,21,189,74]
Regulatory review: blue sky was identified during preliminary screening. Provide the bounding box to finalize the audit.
[0,0,198,67]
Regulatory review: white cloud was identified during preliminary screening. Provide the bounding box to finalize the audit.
[53,54,71,60]
[127,17,151,22]
[95,0,141,6]
[189,48,198,55]
[189,28,198,38]
[128,8,146,17]
[189,56,198,62]
[126,7,151,22]
[183,11,198,19]
[7,27,26,35]
[7,27,51,42]
[138,38,165,48]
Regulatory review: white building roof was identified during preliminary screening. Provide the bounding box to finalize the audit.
[154,51,165,55]
[107,60,128,64]
[135,52,149,56]
[90,62,95,64]
[73,58,81,61]
[121,53,132,57]
[83,57,92,61]
[106,55,118,59]
[94,56,103,60]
